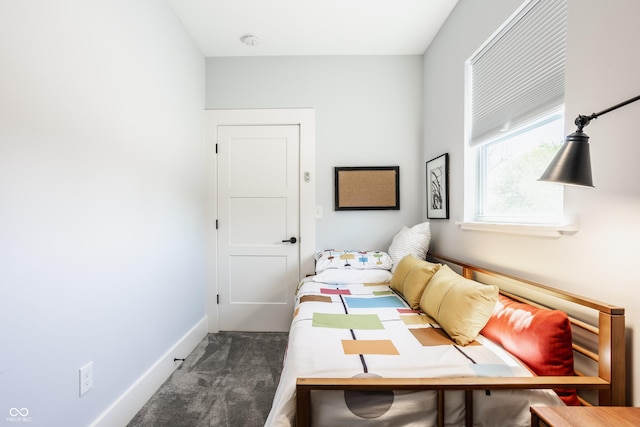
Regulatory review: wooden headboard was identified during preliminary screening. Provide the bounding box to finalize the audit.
[427,253,627,406]
[295,253,626,427]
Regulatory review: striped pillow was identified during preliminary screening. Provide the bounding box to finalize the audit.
[388,222,431,272]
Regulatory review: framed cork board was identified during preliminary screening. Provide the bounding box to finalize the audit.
[334,166,400,210]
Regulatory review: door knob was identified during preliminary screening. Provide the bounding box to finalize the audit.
[282,237,297,244]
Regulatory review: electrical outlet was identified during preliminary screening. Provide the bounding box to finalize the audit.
[79,362,93,396]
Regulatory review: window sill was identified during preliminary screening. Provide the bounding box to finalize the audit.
[456,221,579,237]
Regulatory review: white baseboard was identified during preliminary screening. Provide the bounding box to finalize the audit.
[90,316,208,427]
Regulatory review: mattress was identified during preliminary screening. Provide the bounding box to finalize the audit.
[265,272,563,426]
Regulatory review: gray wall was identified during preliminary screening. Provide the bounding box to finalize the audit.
[0,1,206,425]
[423,0,640,405]
[206,56,424,250]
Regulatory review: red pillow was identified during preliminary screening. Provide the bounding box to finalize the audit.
[481,294,579,406]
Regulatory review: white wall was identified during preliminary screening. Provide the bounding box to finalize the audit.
[0,1,206,426]
[206,56,424,251]
[423,0,640,405]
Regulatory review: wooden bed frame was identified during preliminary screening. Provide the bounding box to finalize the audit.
[295,253,626,427]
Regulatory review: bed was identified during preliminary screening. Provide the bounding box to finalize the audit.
[265,230,626,426]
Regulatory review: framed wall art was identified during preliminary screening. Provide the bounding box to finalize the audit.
[334,166,400,210]
[426,153,449,219]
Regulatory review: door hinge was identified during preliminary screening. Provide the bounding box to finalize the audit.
[216,219,218,229]
[215,143,218,154]
[216,294,220,304]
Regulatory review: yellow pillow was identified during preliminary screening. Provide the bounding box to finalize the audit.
[402,260,440,309]
[390,255,421,294]
[391,255,440,309]
[419,264,498,346]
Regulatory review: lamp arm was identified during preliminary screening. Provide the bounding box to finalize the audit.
[574,93,640,131]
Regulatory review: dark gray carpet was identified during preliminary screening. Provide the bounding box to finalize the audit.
[127,331,289,427]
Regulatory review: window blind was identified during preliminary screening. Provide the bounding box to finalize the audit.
[468,0,567,147]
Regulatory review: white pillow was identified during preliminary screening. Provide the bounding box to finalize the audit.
[388,222,431,272]
[313,269,393,284]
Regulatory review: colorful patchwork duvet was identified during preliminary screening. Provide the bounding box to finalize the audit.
[265,271,563,426]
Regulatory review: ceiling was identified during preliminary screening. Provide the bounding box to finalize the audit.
[166,0,459,57]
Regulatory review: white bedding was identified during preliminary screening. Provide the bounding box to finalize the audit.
[265,272,563,426]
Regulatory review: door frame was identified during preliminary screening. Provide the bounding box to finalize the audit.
[205,109,316,333]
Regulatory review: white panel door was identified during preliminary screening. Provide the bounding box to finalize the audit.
[217,125,299,331]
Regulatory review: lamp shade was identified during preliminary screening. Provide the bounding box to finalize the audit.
[538,130,594,187]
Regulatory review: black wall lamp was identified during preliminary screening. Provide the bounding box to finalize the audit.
[538,94,640,187]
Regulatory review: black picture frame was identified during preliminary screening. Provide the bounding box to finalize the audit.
[426,154,449,219]
[334,166,400,210]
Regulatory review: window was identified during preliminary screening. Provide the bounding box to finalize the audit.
[465,0,567,225]
[477,111,563,222]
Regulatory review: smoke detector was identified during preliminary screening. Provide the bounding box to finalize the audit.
[240,34,260,47]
